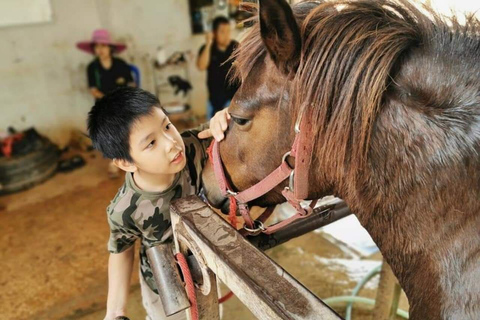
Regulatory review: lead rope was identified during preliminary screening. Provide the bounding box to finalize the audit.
[228,195,238,228]
[178,143,234,319]
[175,251,235,320]
[207,141,239,229]
[175,252,199,320]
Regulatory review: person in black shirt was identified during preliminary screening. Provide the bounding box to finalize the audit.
[197,16,239,119]
[77,29,136,179]
[77,29,135,100]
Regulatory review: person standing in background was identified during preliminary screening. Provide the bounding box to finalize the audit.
[77,29,135,101]
[197,16,239,119]
[77,29,136,178]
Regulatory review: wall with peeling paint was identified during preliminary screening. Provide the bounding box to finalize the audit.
[0,0,212,146]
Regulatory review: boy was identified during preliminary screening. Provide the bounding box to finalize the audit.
[87,87,229,320]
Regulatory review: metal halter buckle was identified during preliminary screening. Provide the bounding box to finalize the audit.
[282,151,295,192]
[282,151,292,167]
[294,115,302,134]
[288,170,295,191]
[243,220,265,235]
[226,189,238,196]
[282,151,291,164]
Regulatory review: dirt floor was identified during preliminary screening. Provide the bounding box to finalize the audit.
[0,150,409,320]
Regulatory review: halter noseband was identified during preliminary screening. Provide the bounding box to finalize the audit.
[209,113,317,235]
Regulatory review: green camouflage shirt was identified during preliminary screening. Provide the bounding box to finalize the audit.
[106,126,210,293]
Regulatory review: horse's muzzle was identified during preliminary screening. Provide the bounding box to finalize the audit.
[201,161,231,214]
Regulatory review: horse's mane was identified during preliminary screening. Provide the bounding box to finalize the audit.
[232,0,480,184]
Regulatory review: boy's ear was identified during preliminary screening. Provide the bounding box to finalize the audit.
[113,158,137,173]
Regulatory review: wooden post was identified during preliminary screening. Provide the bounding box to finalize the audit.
[172,201,220,320]
[372,262,400,320]
[171,196,343,320]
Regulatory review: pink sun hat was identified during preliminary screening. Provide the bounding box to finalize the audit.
[76,29,126,54]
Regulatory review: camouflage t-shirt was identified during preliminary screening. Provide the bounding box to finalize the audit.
[106,126,210,293]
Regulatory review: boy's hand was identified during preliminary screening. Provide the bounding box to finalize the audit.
[198,108,231,142]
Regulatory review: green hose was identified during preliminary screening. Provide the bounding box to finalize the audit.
[323,296,409,319]
[345,264,382,319]
[324,295,376,307]
[323,262,409,319]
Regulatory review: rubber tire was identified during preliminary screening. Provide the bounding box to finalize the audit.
[0,139,59,195]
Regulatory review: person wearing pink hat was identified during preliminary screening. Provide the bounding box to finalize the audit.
[77,29,135,100]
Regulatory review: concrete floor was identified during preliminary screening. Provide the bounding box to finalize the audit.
[0,150,408,320]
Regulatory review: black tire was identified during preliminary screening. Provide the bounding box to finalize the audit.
[0,139,59,195]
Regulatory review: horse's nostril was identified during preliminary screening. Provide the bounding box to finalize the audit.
[220,198,231,215]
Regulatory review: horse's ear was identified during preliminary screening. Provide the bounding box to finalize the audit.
[259,0,301,75]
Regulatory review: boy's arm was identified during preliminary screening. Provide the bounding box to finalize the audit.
[104,245,135,320]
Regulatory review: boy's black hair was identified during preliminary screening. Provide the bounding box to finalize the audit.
[87,87,164,162]
[212,16,229,32]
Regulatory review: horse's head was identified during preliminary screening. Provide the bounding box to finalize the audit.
[202,0,320,210]
[203,0,434,211]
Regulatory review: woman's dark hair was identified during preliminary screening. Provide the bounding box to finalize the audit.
[212,16,230,32]
[87,87,165,162]
[90,43,116,56]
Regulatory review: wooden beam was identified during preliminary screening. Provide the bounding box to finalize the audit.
[171,196,343,320]
[372,262,400,320]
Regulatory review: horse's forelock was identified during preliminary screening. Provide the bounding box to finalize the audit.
[293,0,434,184]
[233,0,479,186]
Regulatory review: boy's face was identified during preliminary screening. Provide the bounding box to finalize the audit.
[128,107,186,175]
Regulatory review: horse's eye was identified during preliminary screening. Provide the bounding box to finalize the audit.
[231,116,250,126]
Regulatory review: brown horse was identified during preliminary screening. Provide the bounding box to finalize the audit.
[201,0,480,319]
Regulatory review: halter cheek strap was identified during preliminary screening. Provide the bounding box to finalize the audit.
[293,112,315,199]
[210,139,295,229]
[208,113,315,235]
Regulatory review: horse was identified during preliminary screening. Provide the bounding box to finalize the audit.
[201,0,480,318]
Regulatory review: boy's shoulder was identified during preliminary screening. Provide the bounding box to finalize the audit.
[180,126,211,188]
[107,181,140,228]
[107,174,171,228]
[106,174,172,253]
[182,130,204,156]
[181,123,210,160]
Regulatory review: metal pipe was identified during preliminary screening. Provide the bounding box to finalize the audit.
[146,243,191,316]
[247,200,351,251]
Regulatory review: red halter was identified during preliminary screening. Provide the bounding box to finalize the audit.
[208,114,317,235]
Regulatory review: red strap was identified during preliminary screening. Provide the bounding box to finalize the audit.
[235,161,293,204]
[238,203,255,229]
[256,206,275,224]
[207,115,317,236]
[262,191,317,235]
[1,133,23,158]
[218,291,234,304]
[175,253,199,320]
[228,196,238,228]
[210,140,232,196]
[239,206,275,237]
[210,139,294,204]
[293,112,314,199]
[290,133,301,157]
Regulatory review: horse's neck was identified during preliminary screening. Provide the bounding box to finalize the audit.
[324,106,480,319]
